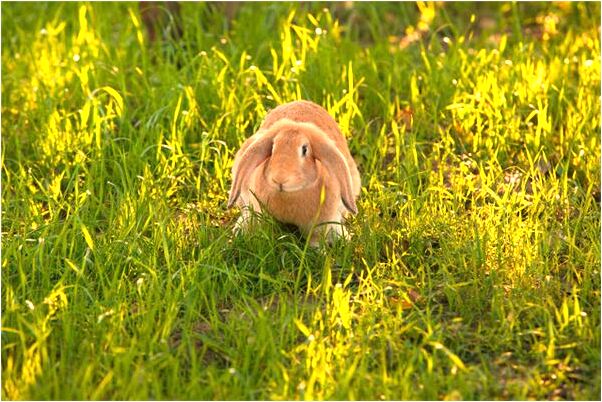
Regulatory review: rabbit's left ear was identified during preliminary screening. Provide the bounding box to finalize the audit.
[228,130,276,208]
[307,130,357,214]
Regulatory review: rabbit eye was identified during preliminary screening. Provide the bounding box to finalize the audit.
[301,144,308,157]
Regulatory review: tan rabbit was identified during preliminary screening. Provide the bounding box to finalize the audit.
[227,100,361,245]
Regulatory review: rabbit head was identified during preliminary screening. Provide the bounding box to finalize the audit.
[265,127,319,192]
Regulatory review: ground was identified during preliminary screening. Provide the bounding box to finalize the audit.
[1,2,600,400]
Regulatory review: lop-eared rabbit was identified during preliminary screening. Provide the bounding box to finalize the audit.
[228,100,361,246]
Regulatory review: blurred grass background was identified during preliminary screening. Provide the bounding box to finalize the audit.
[1,1,600,400]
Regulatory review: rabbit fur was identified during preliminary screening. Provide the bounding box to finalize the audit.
[228,100,361,245]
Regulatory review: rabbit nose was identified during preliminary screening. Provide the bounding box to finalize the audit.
[271,177,286,191]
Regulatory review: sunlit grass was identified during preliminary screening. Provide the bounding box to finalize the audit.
[1,2,600,400]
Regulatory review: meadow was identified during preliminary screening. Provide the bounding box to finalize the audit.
[1,1,600,400]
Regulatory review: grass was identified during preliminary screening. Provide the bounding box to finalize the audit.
[1,1,600,400]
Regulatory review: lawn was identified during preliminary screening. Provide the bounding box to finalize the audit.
[1,1,600,400]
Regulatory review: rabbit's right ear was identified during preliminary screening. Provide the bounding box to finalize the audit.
[227,130,277,208]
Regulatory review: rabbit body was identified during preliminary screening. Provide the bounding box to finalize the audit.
[228,100,361,244]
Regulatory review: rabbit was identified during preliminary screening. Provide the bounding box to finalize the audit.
[227,100,361,245]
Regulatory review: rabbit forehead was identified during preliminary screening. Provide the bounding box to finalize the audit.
[273,129,309,148]
[266,119,321,142]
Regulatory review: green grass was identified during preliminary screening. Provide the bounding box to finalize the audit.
[1,1,600,400]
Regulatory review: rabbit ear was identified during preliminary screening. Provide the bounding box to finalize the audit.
[227,130,276,208]
[307,130,358,214]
